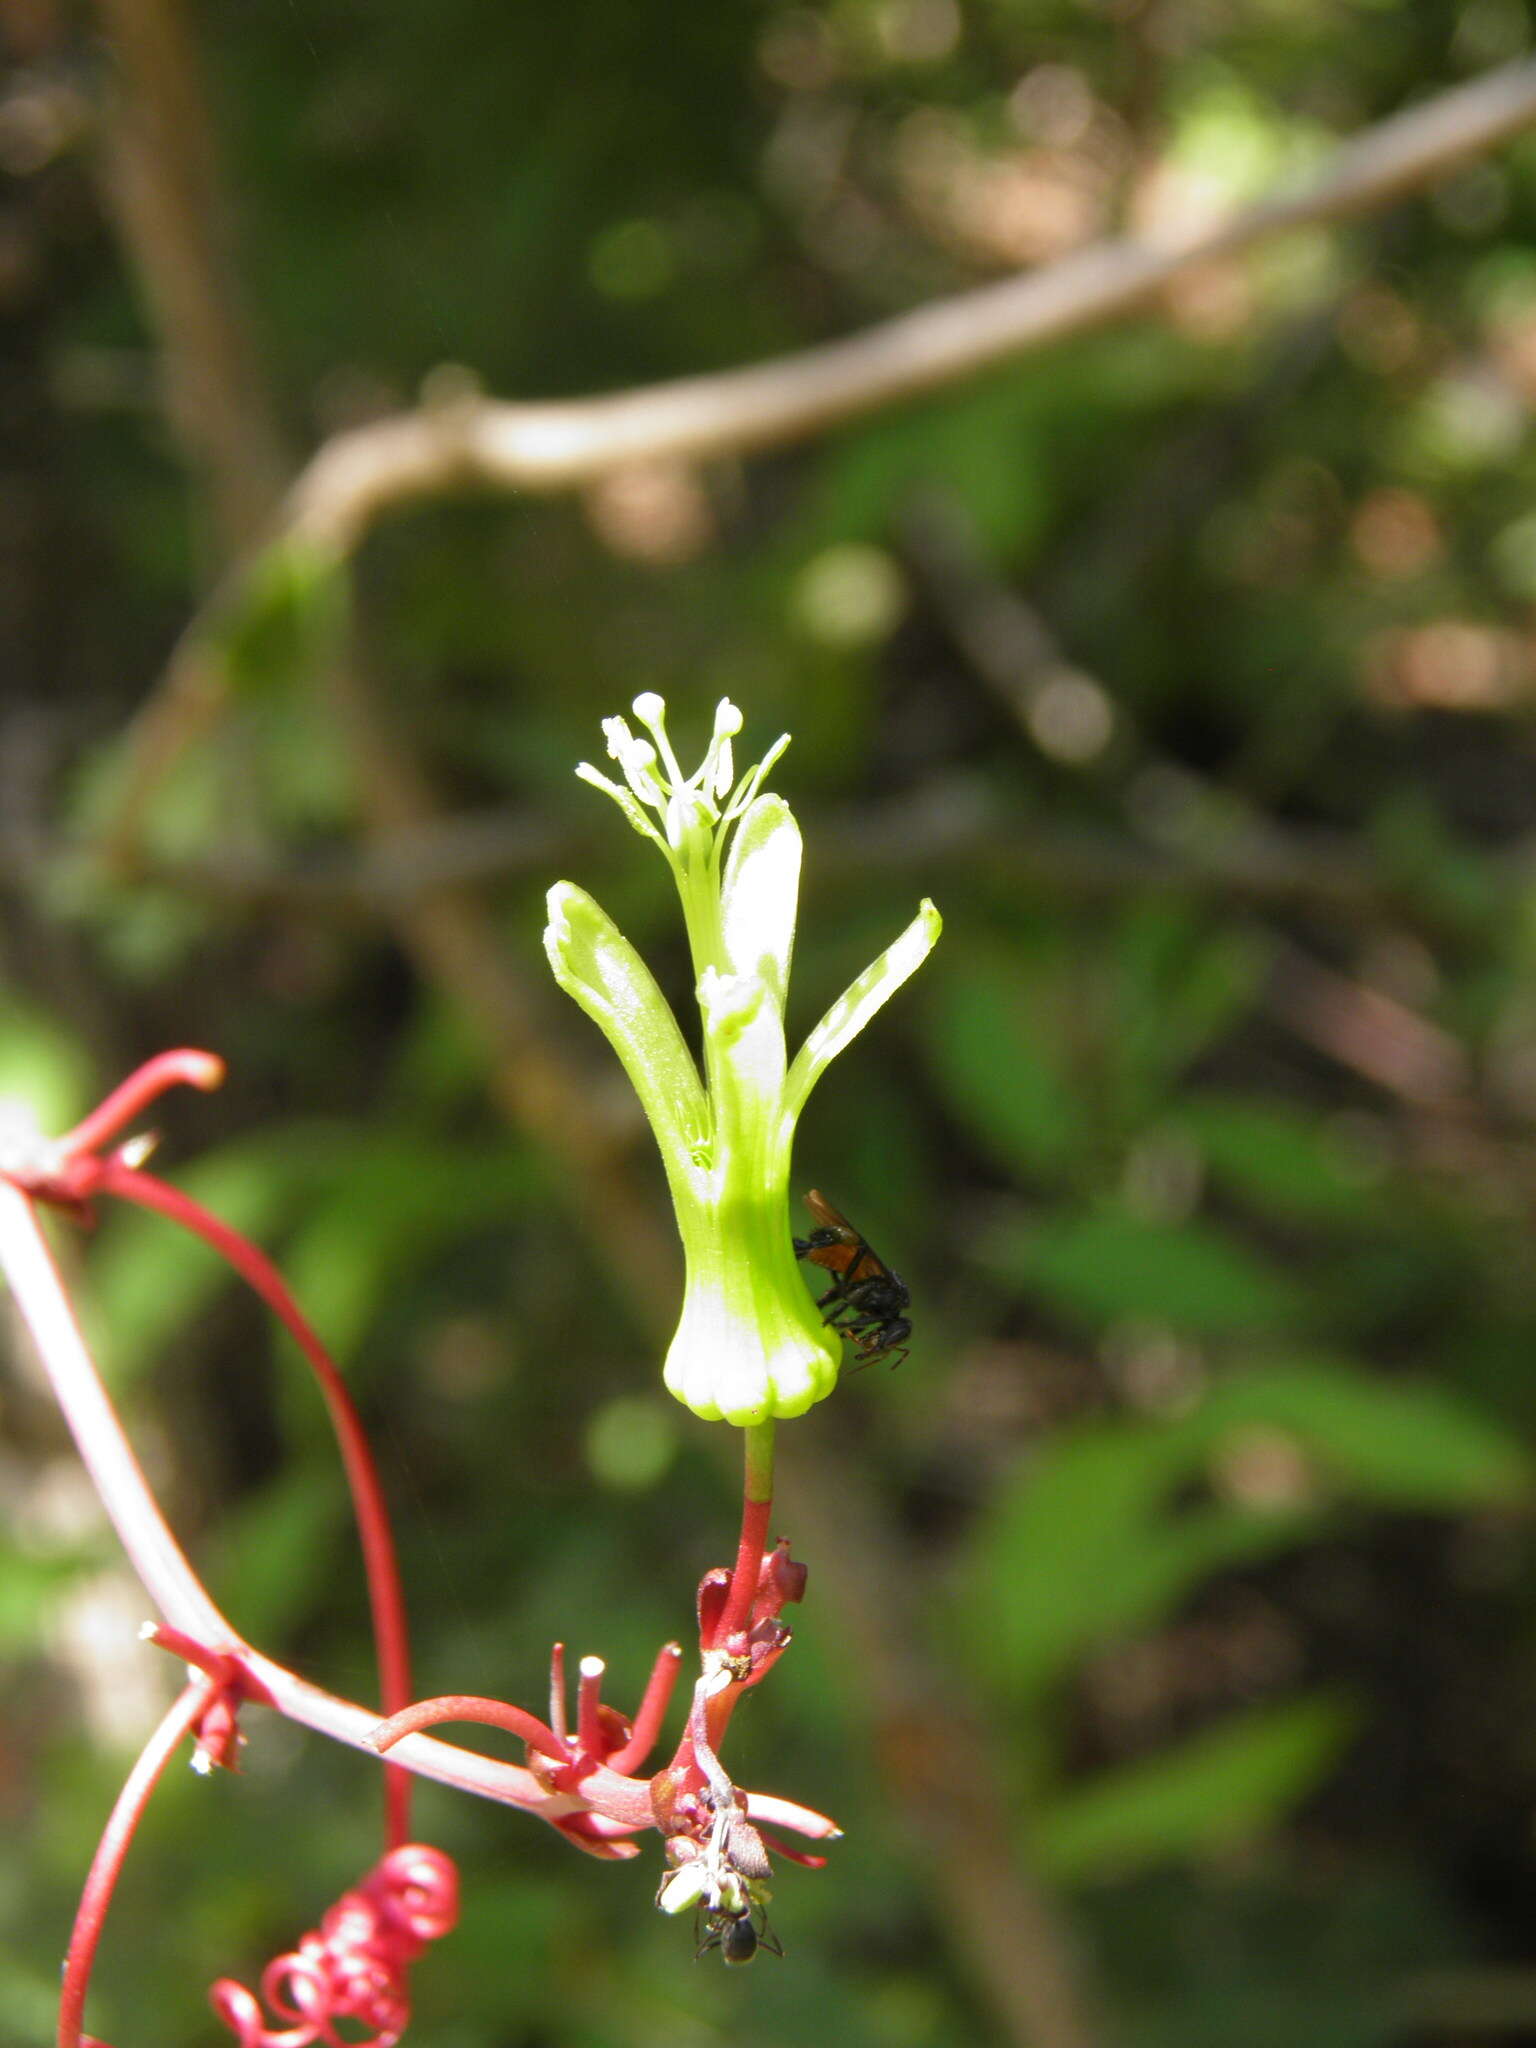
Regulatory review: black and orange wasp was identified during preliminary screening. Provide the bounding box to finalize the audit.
[793,1189,911,1369]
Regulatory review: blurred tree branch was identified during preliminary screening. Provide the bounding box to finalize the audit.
[105,54,1536,845]
[93,0,289,548]
[260,59,1536,522]
[40,790,1521,938]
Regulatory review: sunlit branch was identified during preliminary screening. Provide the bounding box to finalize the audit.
[283,61,1536,531]
[91,0,288,546]
[113,57,1536,852]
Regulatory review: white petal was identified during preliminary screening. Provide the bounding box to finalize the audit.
[720,795,800,1006]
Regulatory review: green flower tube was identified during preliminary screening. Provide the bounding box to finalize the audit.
[545,696,940,1427]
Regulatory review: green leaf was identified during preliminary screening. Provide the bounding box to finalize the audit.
[987,1206,1304,1334]
[544,881,707,1191]
[205,1466,347,1643]
[1108,910,1270,1121]
[1035,1694,1357,1881]
[1177,1095,1375,1224]
[1203,1359,1532,1507]
[966,1356,1526,1711]
[964,1417,1317,1703]
[924,954,1089,1180]
[798,381,1051,560]
[277,1137,533,1361]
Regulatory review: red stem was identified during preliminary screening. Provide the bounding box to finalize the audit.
[667,1456,776,1785]
[96,1158,414,1846]
[711,1491,773,1650]
[369,1694,569,1764]
[604,1641,683,1776]
[0,1158,843,1849]
[141,1620,259,1693]
[0,1178,560,1816]
[0,1180,228,1643]
[58,1050,225,1159]
[58,1678,212,2048]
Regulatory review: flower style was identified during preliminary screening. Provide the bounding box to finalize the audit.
[545,695,940,1425]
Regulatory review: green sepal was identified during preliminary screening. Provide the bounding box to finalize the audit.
[543,883,708,1192]
[783,899,942,1125]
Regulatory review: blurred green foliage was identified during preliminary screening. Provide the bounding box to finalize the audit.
[7,0,1536,2044]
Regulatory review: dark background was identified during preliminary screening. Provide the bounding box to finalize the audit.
[6,2,1536,2043]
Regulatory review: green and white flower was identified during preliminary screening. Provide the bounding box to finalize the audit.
[545,696,939,1427]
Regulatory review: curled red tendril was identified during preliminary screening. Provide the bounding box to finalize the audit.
[209,1845,458,2048]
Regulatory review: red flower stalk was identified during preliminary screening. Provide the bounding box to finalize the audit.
[58,1677,217,2048]
[3,1049,415,1843]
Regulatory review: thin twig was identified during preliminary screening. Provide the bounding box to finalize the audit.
[278,60,1536,528]
[92,0,289,548]
[108,57,1536,849]
[58,1677,214,2048]
[36,792,1513,938]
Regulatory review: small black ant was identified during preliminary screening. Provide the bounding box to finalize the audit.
[696,1896,784,1966]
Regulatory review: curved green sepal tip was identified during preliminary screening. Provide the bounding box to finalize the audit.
[783,898,941,1124]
